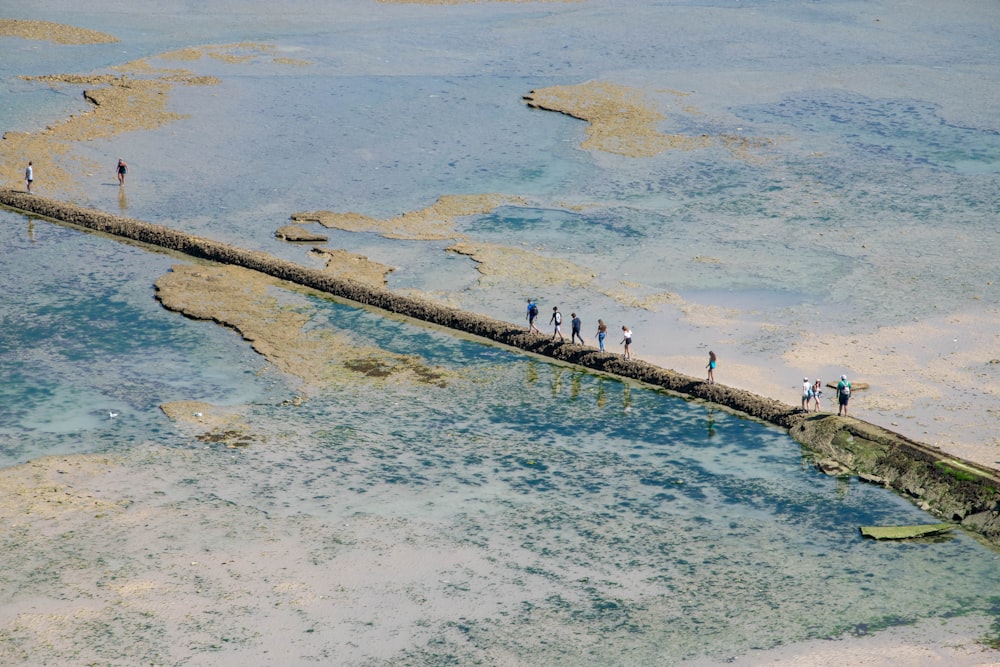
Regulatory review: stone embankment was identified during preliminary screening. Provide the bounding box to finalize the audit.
[2,188,998,547]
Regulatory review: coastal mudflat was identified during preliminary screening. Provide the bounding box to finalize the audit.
[2,9,999,665]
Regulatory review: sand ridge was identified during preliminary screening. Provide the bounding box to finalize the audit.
[0,19,118,45]
[524,81,773,159]
[153,263,453,394]
[293,195,683,311]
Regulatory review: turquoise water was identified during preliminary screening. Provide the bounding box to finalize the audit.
[2,0,999,662]
[0,215,274,464]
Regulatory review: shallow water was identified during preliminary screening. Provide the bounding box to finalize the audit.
[1,0,999,662]
[0,215,275,465]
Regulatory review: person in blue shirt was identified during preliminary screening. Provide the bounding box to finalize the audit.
[526,299,540,333]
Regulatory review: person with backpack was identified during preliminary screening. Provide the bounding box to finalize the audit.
[549,306,564,342]
[526,299,540,333]
[837,374,852,416]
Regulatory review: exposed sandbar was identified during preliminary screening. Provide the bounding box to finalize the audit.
[524,81,772,158]
[0,19,118,45]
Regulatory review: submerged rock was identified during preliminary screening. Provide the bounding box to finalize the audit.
[860,524,953,540]
[275,224,327,242]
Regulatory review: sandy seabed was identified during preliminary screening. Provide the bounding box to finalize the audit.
[2,446,999,666]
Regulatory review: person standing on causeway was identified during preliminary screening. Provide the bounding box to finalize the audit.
[620,326,632,360]
[837,374,852,416]
[595,319,608,352]
[549,306,564,342]
[526,299,540,333]
[571,313,583,344]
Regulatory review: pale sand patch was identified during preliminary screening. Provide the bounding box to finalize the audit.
[447,239,595,286]
[643,297,1000,469]
[160,400,245,432]
[447,240,682,311]
[294,197,685,311]
[782,309,1000,464]
[292,193,685,310]
[523,81,773,158]
[0,455,127,530]
[274,223,328,242]
[154,263,452,392]
[0,19,118,45]
[159,42,312,67]
[293,193,525,241]
[693,614,1000,667]
[308,246,395,288]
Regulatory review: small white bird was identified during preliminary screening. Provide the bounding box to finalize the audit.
[109,411,118,419]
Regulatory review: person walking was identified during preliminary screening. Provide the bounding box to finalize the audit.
[570,313,584,344]
[24,161,33,193]
[549,306,564,342]
[812,379,823,412]
[595,319,608,352]
[706,351,717,384]
[837,374,852,416]
[620,326,632,360]
[526,299,540,333]
[801,377,812,411]
[116,158,128,186]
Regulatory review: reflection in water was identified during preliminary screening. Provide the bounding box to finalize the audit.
[550,366,563,397]
[570,369,583,400]
[706,406,716,438]
[27,219,35,243]
[118,186,128,212]
[622,383,632,413]
[596,378,607,409]
[526,359,539,385]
